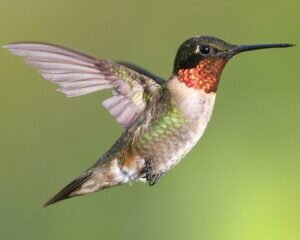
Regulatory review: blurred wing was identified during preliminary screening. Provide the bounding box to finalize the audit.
[3,42,162,128]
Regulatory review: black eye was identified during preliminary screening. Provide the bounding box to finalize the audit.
[200,45,211,55]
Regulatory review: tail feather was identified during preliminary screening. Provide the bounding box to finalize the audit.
[43,158,129,207]
[43,170,94,207]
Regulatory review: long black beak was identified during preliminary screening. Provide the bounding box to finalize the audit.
[232,43,295,55]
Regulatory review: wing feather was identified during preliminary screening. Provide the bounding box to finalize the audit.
[5,42,97,63]
[25,59,100,72]
[4,42,163,127]
[40,73,107,82]
[58,84,112,97]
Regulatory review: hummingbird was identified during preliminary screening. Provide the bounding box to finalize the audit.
[3,36,294,207]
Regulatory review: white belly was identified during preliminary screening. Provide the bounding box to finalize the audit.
[154,77,216,173]
[121,77,217,182]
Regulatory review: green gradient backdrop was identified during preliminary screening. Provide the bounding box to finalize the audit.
[0,1,299,239]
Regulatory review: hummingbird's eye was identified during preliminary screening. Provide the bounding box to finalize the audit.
[199,45,211,55]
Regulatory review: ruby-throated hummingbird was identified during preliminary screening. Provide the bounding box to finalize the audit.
[3,36,294,207]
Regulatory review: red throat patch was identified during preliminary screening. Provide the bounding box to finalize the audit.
[178,58,228,93]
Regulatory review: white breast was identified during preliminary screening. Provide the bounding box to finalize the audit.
[162,76,216,169]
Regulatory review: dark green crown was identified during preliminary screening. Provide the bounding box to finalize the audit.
[173,35,294,74]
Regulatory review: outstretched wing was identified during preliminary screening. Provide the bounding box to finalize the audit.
[117,61,165,85]
[3,42,163,128]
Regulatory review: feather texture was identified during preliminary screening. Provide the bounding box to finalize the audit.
[4,42,163,127]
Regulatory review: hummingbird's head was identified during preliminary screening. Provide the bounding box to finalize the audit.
[173,35,294,93]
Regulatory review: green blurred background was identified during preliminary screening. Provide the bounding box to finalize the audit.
[0,0,299,239]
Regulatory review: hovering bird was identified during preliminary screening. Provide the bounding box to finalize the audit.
[3,36,294,207]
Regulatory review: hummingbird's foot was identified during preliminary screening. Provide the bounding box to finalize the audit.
[144,159,163,186]
[148,173,163,186]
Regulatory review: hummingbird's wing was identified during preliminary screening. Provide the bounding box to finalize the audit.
[116,61,165,85]
[4,42,163,128]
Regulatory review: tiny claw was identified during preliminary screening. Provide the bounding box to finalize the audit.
[144,159,163,186]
